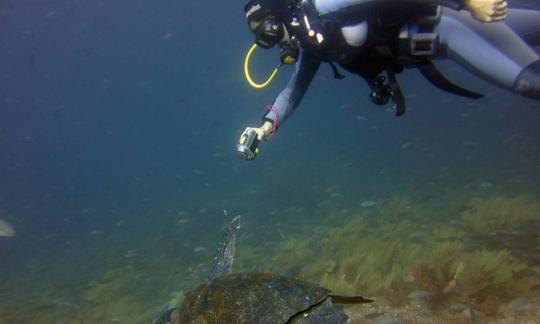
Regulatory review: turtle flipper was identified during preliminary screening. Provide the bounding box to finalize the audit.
[288,298,348,324]
[207,215,241,281]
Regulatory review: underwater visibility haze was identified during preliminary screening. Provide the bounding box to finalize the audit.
[1,0,540,323]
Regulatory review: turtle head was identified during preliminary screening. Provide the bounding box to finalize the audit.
[206,215,242,281]
[154,307,178,324]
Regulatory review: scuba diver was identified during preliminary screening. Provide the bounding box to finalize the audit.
[236,0,540,160]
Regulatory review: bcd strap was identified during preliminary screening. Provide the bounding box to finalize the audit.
[417,60,484,99]
[373,45,406,116]
[386,70,406,116]
[328,62,345,79]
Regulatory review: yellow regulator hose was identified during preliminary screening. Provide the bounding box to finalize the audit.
[244,44,280,89]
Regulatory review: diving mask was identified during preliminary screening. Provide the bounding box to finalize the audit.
[253,17,284,49]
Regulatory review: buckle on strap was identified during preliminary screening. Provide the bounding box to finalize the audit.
[398,5,441,57]
[409,33,439,56]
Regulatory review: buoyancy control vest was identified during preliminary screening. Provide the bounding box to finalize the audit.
[282,0,483,116]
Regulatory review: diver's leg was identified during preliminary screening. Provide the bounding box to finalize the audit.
[505,9,540,46]
[434,8,540,100]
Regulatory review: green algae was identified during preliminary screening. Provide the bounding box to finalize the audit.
[460,195,540,235]
[269,195,537,317]
[2,192,540,322]
[450,250,529,314]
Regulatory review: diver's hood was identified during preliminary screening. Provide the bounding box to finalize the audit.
[244,0,286,23]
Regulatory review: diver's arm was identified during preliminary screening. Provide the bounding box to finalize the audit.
[315,0,466,13]
[315,0,507,22]
[239,50,320,143]
[249,50,321,139]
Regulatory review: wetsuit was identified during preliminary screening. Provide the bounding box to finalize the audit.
[262,5,540,129]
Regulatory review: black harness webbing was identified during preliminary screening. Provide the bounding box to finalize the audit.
[386,70,406,116]
[288,0,484,116]
[416,60,484,99]
[329,62,346,79]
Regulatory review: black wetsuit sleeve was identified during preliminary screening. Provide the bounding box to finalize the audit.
[262,50,321,129]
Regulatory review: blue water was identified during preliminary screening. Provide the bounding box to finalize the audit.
[1,0,540,322]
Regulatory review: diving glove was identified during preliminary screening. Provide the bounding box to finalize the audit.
[240,120,274,141]
[465,0,508,23]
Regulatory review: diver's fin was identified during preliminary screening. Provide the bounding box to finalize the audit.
[207,216,241,281]
[417,60,484,99]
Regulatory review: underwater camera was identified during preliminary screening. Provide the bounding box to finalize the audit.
[236,128,260,160]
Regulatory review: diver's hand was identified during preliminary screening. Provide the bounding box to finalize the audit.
[465,0,508,23]
[239,121,274,142]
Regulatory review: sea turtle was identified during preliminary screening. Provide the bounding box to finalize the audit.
[155,216,372,324]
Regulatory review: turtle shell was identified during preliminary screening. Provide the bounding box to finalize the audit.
[176,272,350,323]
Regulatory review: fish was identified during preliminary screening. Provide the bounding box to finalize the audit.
[162,32,174,40]
[0,219,15,237]
[401,141,413,149]
[361,200,377,207]
[408,290,434,301]
[480,181,494,188]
